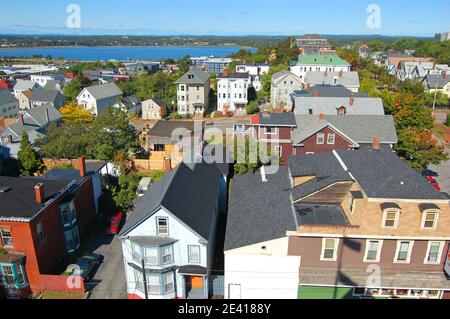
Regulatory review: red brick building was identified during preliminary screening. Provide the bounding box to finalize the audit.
[0,157,99,298]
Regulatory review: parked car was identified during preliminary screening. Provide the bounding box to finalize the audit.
[422,169,439,177]
[433,183,442,191]
[105,212,125,235]
[65,254,102,281]
[426,176,438,184]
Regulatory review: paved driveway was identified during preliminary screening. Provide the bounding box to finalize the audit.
[429,148,450,197]
[86,233,128,299]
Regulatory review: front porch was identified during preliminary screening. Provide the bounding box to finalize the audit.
[179,265,208,300]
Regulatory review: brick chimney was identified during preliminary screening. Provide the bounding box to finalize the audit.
[319,114,326,122]
[263,109,270,118]
[19,113,24,124]
[164,158,172,173]
[223,68,229,77]
[306,83,311,93]
[372,136,382,151]
[35,183,45,205]
[313,90,319,97]
[349,94,355,106]
[77,156,86,177]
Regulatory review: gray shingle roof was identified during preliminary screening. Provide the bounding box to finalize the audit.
[423,74,450,89]
[271,70,301,84]
[13,80,37,92]
[293,96,385,116]
[217,72,249,79]
[293,85,367,98]
[175,69,210,85]
[119,162,222,240]
[84,83,123,100]
[258,112,297,127]
[0,88,17,106]
[25,103,61,127]
[224,167,297,251]
[292,115,398,145]
[305,72,360,88]
[30,89,62,103]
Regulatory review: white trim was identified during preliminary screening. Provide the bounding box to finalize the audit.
[262,127,278,136]
[286,232,450,241]
[382,210,400,230]
[316,133,325,145]
[394,240,414,264]
[332,150,348,171]
[424,241,445,265]
[320,238,339,262]
[421,211,440,230]
[363,240,384,263]
[327,133,336,145]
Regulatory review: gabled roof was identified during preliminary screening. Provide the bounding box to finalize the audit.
[81,83,123,100]
[42,161,107,183]
[271,70,301,84]
[217,72,249,79]
[292,115,398,145]
[143,97,165,108]
[43,80,63,90]
[224,167,297,251]
[174,69,210,85]
[24,103,61,127]
[13,80,38,92]
[0,88,18,106]
[293,85,367,98]
[30,89,63,103]
[148,120,202,138]
[305,72,360,88]
[119,162,222,240]
[293,95,385,116]
[423,74,450,89]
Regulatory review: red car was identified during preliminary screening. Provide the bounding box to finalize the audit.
[427,176,437,184]
[105,212,125,235]
[433,183,442,192]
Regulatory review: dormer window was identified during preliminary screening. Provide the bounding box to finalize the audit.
[419,204,441,230]
[381,203,401,229]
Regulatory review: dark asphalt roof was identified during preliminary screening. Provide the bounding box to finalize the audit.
[119,162,222,240]
[293,85,368,98]
[30,89,62,103]
[295,204,350,226]
[41,161,106,182]
[148,120,203,138]
[0,176,70,219]
[259,112,297,127]
[224,167,297,251]
[178,265,207,275]
[336,150,448,200]
[0,88,17,106]
[291,174,353,202]
[217,72,249,79]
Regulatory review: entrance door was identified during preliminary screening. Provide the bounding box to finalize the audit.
[191,276,204,289]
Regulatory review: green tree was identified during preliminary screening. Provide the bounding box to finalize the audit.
[445,114,450,127]
[112,174,140,210]
[18,132,43,176]
[245,100,259,115]
[63,76,92,103]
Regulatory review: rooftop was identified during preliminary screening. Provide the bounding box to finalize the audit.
[83,82,123,100]
[291,55,350,67]
[175,69,210,85]
[295,204,350,227]
[251,112,297,127]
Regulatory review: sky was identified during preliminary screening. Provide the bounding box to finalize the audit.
[0,0,449,37]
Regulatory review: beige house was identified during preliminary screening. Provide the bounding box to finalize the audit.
[271,70,303,111]
[142,98,166,120]
[175,69,210,117]
[17,90,33,110]
[422,74,450,98]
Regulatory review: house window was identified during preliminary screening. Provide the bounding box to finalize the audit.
[36,222,45,244]
[0,229,13,247]
[64,226,80,253]
[188,245,201,264]
[394,241,414,263]
[327,133,336,145]
[364,240,383,263]
[382,210,399,229]
[157,217,169,236]
[60,201,77,227]
[424,241,443,264]
[274,146,283,158]
[133,269,144,292]
[317,133,325,145]
[16,264,26,286]
[162,246,173,264]
[421,211,439,230]
[147,274,161,295]
[164,272,175,293]
[321,238,339,261]
[131,242,141,262]
[144,248,158,265]
[264,127,277,135]
[1,265,15,286]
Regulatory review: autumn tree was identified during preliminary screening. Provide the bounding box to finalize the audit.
[60,102,94,124]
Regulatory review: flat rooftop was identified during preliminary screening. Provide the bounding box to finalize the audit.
[295,204,350,227]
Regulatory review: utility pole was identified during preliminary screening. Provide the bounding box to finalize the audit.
[141,248,149,300]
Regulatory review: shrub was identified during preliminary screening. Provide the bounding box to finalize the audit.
[445,114,450,127]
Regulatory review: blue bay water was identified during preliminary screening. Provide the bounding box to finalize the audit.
[0,46,255,61]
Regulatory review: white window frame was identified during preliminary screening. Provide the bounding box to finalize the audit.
[421,211,440,230]
[0,228,13,247]
[188,245,201,264]
[163,272,175,294]
[363,240,384,263]
[327,133,336,145]
[424,241,444,265]
[162,246,173,265]
[263,127,277,135]
[317,133,325,145]
[157,217,169,236]
[274,146,283,158]
[382,210,400,229]
[394,240,414,264]
[320,238,339,262]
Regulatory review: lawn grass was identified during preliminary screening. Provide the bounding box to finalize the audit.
[41,291,85,300]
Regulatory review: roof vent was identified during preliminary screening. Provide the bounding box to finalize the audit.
[0,186,11,193]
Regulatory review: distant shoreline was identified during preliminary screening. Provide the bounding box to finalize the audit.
[0,45,256,51]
